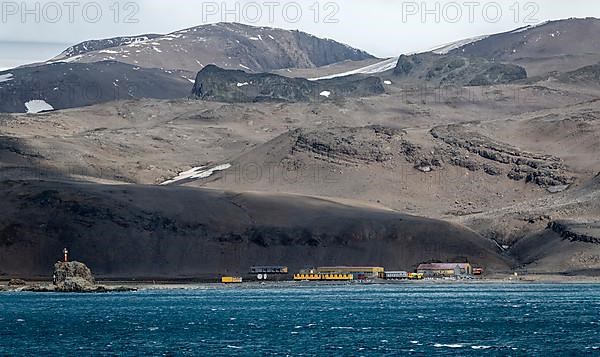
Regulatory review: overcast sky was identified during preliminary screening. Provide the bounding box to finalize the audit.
[1,0,599,68]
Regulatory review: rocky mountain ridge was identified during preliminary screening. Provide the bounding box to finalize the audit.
[393,53,527,86]
[192,65,385,102]
[51,22,375,73]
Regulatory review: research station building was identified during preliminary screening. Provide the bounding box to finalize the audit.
[417,263,473,277]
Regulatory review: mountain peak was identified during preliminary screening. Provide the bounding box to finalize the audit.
[50,22,374,73]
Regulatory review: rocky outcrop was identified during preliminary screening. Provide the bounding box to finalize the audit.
[53,261,96,292]
[192,65,384,102]
[1,261,134,292]
[291,126,404,164]
[548,221,600,244]
[288,125,443,171]
[8,278,26,286]
[559,64,600,84]
[49,261,135,292]
[430,125,574,187]
[393,53,527,86]
[226,123,575,191]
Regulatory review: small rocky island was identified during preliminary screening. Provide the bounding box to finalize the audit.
[2,261,135,293]
[52,261,132,292]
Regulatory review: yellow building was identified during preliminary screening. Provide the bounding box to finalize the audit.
[221,276,243,283]
[293,273,353,281]
[316,267,385,279]
[408,272,424,280]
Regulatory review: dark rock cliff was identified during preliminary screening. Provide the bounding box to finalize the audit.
[192,65,384,102]
[393,53,527,86]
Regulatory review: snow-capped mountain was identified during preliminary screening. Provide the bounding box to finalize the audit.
[313,18,600,80]
[50,22,374,73]
[442,18,600,75]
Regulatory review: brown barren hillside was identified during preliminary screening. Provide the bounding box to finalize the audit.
[0,181,510,279]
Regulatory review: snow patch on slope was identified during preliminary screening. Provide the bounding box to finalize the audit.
[310,57,399,80]
[510,21,550,34]
[0,73,13,83]
[427,35,490,54]
[46,54,84,65]
[421,21,549,56]
[25,100,54,114]
[161,163,232,185]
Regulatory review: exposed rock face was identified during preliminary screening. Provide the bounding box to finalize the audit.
[548,221,600,244]
[283,125,573,189]
[288,125,442,170]
[507,218,600,274]
[192,65,384,102]
[430,125,574,187]
[559,64,600,84]
[393,53,527,86]
[53,261,96,292]
[291,126,406,164]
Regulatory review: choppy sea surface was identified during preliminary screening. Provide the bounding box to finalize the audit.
[1,283,599,355]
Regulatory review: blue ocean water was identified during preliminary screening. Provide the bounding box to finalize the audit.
[1,283,599,355]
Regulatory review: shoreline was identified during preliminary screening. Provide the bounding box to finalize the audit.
[2,274,600,292]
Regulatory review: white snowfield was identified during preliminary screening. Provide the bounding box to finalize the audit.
[46,54,83,65]
[161,163,232,185]
[98,49,120,54]
[425,35,490,55]
[319,90,331,97]
[25,100,54,114]
[422,22,549,54]
[510,21,550,34]
[309,57,399,80]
